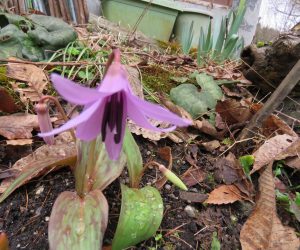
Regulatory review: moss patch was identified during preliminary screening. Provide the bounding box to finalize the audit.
[141,65,180,94]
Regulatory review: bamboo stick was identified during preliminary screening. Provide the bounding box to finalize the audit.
[82,0,89,23]
[18,0,26,14]
[48,0,55,16]
[53,0,62,18]
[58,0,68,21]
[62,0,72,22]
[76,0,85,24]
[12,0,19,13]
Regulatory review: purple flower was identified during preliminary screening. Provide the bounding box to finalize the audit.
[39,49,191,160]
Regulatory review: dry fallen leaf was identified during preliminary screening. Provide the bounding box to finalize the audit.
[127,119,168,141]
[155,146,172,189]
[275,138,300,170]
[216,99,252,125]
[250,103,297,138]
[0,88,19,113]
[252,134,298,174]
[0,114,39,139]
[7,63,48,103]
[240,163,300,250]
[0,132,76,193]
[181,167,206,187]
[204,184,243,204]
[201,140,220,152]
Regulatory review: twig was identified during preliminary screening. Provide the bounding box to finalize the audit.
[239,60,300,140]
[1,58,105,66]
[165,223,188,237]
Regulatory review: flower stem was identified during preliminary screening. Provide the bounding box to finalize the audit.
[39,95,76,140]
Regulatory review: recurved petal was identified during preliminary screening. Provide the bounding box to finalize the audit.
[129,95,192,127]
[126,97,176,132]
[51,74,105,105]
[76,100,105,141]
[39,100,102,138]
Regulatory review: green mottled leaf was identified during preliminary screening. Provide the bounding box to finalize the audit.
[170,84,207,118]
[75,135,126,195]
[112,185,163,250]
[170,73,223,118]
[48,190,108,250]
[123,128,143,188]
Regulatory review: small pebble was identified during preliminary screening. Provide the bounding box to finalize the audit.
[45,216,50,222]
[146,151,151,156]
[17,244,21,248]
[35,186,44,195]
[168,194,178,200]
[35,207,42,216]
[165,184,171,190]
[184,205,197,218]
[190,188,198,193]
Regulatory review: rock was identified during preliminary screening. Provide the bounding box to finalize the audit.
[35,185,44,195]
[184,205,198,218]
[165,184,172,190]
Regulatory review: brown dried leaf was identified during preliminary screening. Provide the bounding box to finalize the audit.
[252,134,298,174]
[0,114,39,139]
[0,88,19,113]
[155,147,172,189]
[181,167,206,187]
[275,138,300,160]
[201,140,220,152]
[240,163,300,250]
[7,63,48,103]
[216,99,252,125]
[0,132,76,193]
[250,103,297,137]
[194,119,219,138]
[127,119,168,141]
[205,184,243,204]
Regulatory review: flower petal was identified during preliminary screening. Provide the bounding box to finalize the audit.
[76,100,105,141]
[97,64,129,94]
[51,74,105,105]
[126,97,176,132]
[39,100,102,138]
[129,95,192,126]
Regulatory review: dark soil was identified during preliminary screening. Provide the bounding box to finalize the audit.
[0,136,297,250]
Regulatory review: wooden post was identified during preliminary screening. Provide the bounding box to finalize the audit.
[238,60,300,140]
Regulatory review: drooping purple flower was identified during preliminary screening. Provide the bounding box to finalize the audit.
[39,49,191,160]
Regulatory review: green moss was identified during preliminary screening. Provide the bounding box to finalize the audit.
[141,65,180,94]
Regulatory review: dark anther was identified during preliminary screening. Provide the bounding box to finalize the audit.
[114,93,124,143]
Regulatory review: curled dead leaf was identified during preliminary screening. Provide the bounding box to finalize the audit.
[155,146,172,189]
[240,163,300,250]
[252,134,298,174]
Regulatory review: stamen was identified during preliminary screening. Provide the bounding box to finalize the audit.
[101,96,111,141]
[114,93,124,143]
